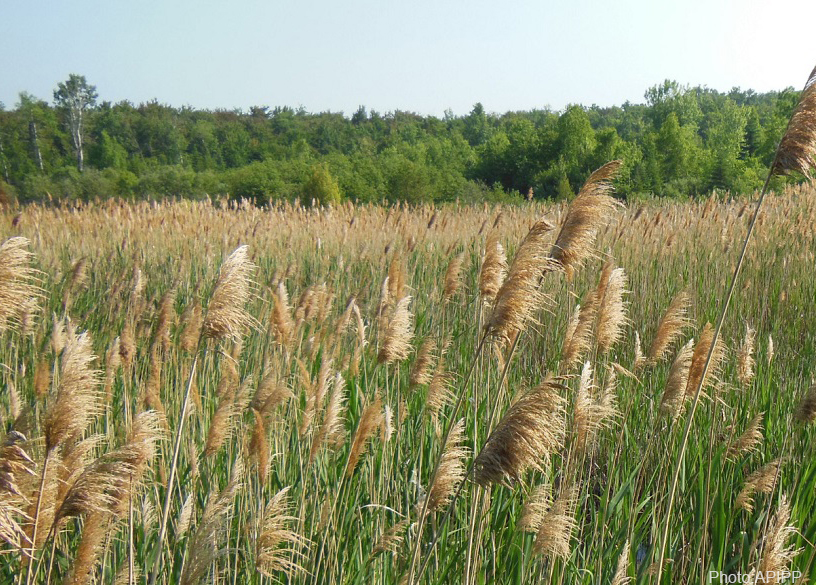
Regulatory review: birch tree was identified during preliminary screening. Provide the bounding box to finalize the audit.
[54,74,97,172]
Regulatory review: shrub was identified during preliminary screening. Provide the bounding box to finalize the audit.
[137,166,200,198]
[226,161,285,205]
[302,163,342,205]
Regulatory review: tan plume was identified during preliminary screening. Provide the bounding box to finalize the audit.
[755,495,802,583]
[409,338,437,387]
[0,237,42,334]
[737,323,756,387]
[534,486,577,560]
[202,245,257,342]
[772,65,816,180]
[479,232,507,304]
[518,483,552,533]
[426,418,468,511]
[43,332,102,453]
[612,540,632,585]
[794,382,816,424]
[647,292,691,365]
[596,265,629,353]
[550,161,623,279]
[255,486,310,578]
[344,395,384,477]
[371,519,408,556]
[179,301,203,352]
[726,412,764,459]
[486,218,557,343]
[685,323,726,399]
[442,251,466,301]
[378,295,414,364]
[660,339,694,419]
[474,378,566,486]
[181,461,243,585]
[736,459,783,513]
[270,281,294,347]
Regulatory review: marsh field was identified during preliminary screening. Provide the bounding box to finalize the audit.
[0,179,815,585]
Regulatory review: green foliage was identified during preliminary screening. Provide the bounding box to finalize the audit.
[89,130,129,169]
[0,77,810,203]
[136,165,221,199]
[555,170,574,201]
[302,162,342,205]
[226,161,285,205]
[0,179,16,206]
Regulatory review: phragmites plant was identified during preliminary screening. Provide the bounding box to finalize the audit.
[549,160,624,279]
[647,292,691,365]
[254,487,310,578]
[794,383,816,423]
[595,265,629,353]
[25,331,102,585]
[0,237,41,334]
[378,295,414,364]
[409,338,436,387]
[737,323,757,386]
[485,218,557,343]
[726,412,764,460]
[425,418,468,511]
[533,486,577,560]
[473,379,566,486]
[611,541,632,585]
[149,244,257,585]
[478,232,507,305]
[344,394,384,477]
[657,62,816,585]
[754,495,802,584]
[202,245,257,341]
[42,332,102,453]
[772,66,816,180]
[684,323,726,399]
[736,459,783,513]
[660,338,694,419]
[442,252,466,302]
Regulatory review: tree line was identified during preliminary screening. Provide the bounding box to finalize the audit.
[0,75,804,205]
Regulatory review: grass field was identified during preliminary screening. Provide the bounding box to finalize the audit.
[0,180,815,584]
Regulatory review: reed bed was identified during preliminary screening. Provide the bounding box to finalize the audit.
[0,181,815,584]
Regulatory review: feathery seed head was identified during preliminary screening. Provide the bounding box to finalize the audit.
[794,382,816,424]
[378,295,414,364]
[442,252,466,301]
[772,66,816,180]
[474,378,566,486]
[44,332,102,453]
[596,266,629,353]
[550,161,624,279]
[660,339,694,420]
[0,237,42,335]
[486,218,557,344]
[534,486,577,560]
[726,412,764,460]
[756,495,801,583]
[479,232,507,304]
[202,245,257,342]
[647,292,691,365]
[255,487,310,578]
[426,418,468,511]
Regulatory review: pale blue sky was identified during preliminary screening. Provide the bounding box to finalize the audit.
[1,0,814,116]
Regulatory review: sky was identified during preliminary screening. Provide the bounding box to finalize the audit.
[1,0,815,117]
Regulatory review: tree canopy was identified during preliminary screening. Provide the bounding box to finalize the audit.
[0,76,803,204]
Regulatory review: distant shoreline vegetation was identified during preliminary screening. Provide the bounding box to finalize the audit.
[0,76,806,205]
